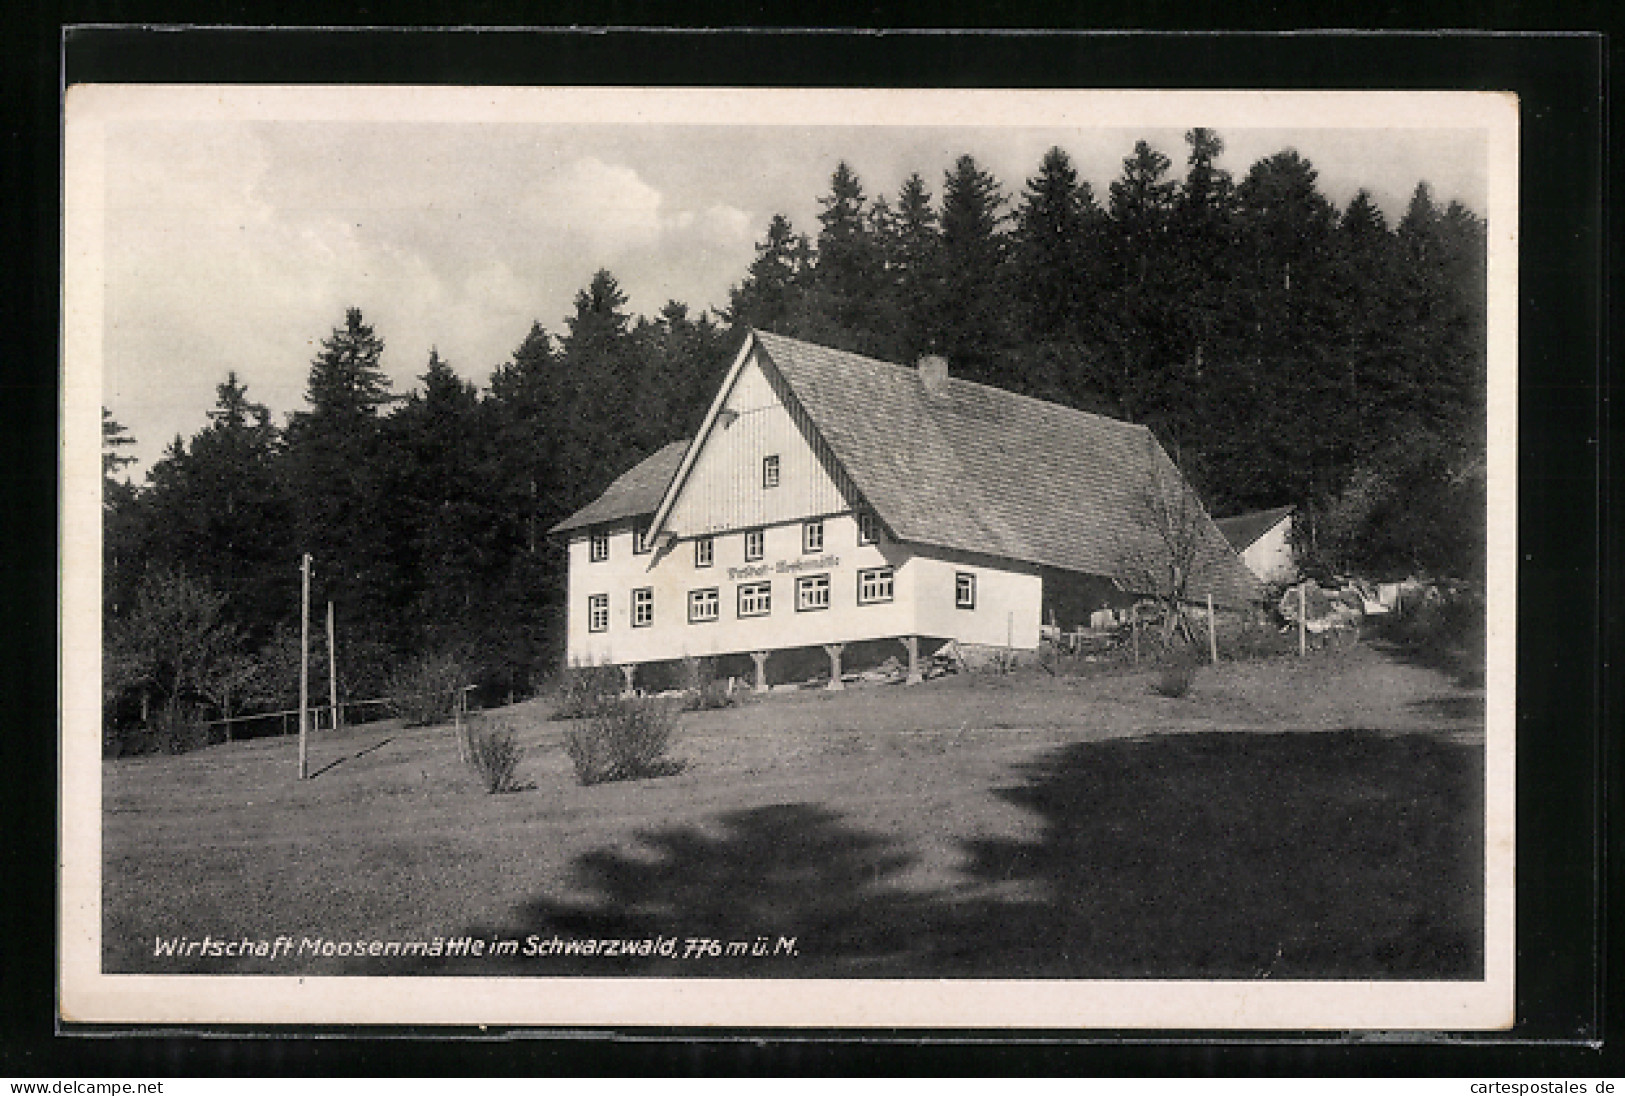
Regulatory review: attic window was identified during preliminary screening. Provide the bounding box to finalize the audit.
[858,512,881,546]
[762,454,780,488]
[589,530,610,562]
[695,537,714,567]
[744,528,765,562]
[633,523,652,555]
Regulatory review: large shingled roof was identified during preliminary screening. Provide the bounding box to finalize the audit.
[555,331,1262,606]
[752,332,1260,607]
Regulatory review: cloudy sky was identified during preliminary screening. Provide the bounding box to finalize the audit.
[85,89,1496,474]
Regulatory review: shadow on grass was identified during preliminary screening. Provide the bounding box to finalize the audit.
[419,803,941,977]
[377,730,1482,981]
[959,729,1484,979]
[1408,694,1484,721]
[306,736,394,780]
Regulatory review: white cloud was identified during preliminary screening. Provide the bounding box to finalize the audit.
[522,156,666,257]
[696,203,754,242]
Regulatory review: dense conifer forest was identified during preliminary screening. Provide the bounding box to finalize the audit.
[101,130,1485,745]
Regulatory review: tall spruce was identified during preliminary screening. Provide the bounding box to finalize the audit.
[877,172,941,363]
[1013,147,1095,346]
[809,161,886,353]
[1010,147,1106,402]
[726,213,812,335]
[385,349,493,658]
[283,307,398,655]
[933,154,1011,383]
[1099,140,1181,424]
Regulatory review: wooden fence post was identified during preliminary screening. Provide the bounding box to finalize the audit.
[454,686,468,764]
[326,600,340,732]
[1207,593,1218,665]
[1298,583,1308,657]
[1131,603,1140,664]
[298,553,311,780]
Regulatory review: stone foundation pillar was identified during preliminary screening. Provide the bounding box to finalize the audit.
[824,644,846,690]
[619,664,637,697]
[750,650,770,694]
[900,635,923,685]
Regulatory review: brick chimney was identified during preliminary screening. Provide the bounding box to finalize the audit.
[917,354,949,394]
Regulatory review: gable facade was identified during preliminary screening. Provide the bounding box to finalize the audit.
[559,339,1041,670]
[1239,515,1296,584]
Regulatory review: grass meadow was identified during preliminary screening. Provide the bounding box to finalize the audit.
[102,641,1484,980]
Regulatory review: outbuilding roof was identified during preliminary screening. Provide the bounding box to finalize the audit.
[1214,505,1296,552]
[555,330,1263,606]
[549,438,690,534]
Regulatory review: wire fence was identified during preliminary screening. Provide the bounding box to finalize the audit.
[198,686,479,742]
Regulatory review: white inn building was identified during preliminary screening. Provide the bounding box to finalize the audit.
[552,330,1260,691]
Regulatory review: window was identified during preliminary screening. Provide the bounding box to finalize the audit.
[587,593,609,632]
[744,528,764,562]
[738,581,772,618]
[796,574,831,612]
[632,587,654,628]
[858,567,895,605]
[858,511,881,545]
[695,536,714,568]
[803,519,824,553]
[589,529,610,562]
[688,588,719,623]
[762,454,780,488]
[956,572,977,609]
[633,523,652,555]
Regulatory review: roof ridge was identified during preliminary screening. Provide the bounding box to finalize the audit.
[753,329,1148,436]
[942,373,1151,435]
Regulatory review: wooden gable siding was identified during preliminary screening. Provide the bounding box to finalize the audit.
[662,346,852,537]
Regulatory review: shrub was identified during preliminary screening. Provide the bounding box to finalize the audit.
[551,663,623,721]
[1369,582,1485,686]
[1152,651,1200,698]
[680,656,737,711]
[1224,621,1297,661]
[565,696,680,786]
[116,708,218,756]
[686,679,738,711]
[385,652,469,727]
[467,718,525,794]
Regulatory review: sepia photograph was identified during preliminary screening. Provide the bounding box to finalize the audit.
[60,83,1517,1029]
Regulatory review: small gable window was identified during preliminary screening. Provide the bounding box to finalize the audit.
[744,528,765,562]
[858,511,881,546]
[633,523,653,555]
[803,519,824,554]
[762,454,780,488]
[956,572,977,609]
[589,530,610,562]
[695,537,714,567]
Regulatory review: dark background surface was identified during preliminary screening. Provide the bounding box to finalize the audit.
[2,13,1611,1077]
